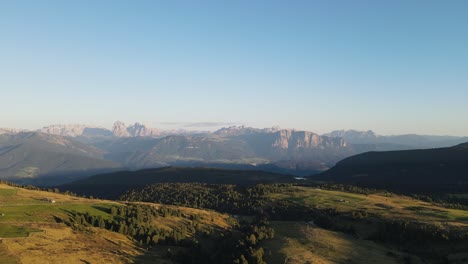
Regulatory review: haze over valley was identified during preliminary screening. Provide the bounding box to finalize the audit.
[2,121,468,186]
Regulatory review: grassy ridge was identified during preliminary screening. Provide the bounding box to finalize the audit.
[119,182,468,263]
[264,221,407,264]
[267,186,468,223]
[4,176,468,263]
[0,183,233,264]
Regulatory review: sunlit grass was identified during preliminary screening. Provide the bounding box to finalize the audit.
[0,224,41,238]
[268,186,468,224]
[0,189,17,196]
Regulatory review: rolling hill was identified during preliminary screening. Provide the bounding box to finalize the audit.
[0,182,233,264]
[113,182,468,263]
[60,166,297,199]
[4,176,468,263]
[317,142,468,193]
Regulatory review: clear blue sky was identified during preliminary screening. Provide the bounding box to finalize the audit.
[1,0,467,136]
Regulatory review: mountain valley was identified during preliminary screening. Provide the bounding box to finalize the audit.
[2,122,468,186]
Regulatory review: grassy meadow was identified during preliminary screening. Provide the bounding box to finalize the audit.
[2,182,468,263]
[0,183,232,264]
[268,186,468,225]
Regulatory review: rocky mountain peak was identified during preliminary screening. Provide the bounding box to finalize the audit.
[272,129,347,149]
[127,122,161,137]
[112,121,131,137]
[111,121,161,137]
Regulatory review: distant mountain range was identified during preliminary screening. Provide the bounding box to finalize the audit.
[34,122,468,149]
[39,121,200,138]
[1,121,467,185]
[316,142,468,193]
[93,128,350,173]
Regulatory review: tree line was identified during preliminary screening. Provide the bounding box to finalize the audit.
[64,203,275,264]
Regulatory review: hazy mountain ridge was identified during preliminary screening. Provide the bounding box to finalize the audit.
[1,132,104,158]
[0,128,28,135]
[40,124,112,137]
[1,124,468,185]
[213,125,281,136]
[324,129,378,143]
[29,124,468,149]
[94,129,351,173]
[0,132,122,184]
[39,121,200,138]
[325,129,468,149]
[39,121,164,138]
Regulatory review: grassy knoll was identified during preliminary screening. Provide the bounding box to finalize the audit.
[268,186,468,224]
[262,186,468,263]
[0,183,232,264]
[0,244,17,264]
[263,221,422,264]
[0,224,41,237]
[0,189,17,196]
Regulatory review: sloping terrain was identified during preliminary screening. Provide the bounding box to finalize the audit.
[4,179,468,263]
[0,132,122,185]
[263,186,468,263]
[115,182,468,263]
[264,221,407,264]
[316,143,468,193]
[0,183,232,264]
[60,167,297,199]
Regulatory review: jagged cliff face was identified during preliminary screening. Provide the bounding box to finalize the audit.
[127,122,161,137]
[271,130,347,149]
[112,122,161,137]
[112,121,131,137]
[214,127,346,150]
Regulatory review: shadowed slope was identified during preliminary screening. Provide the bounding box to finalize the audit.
[317,142,468,192]
[60,166,296,199]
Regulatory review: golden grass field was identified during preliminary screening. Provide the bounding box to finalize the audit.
[269,186,468,226]
[2,183,468,263]
[262,221,426,264]
[261,186,468,264]
[0,183,232,264]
